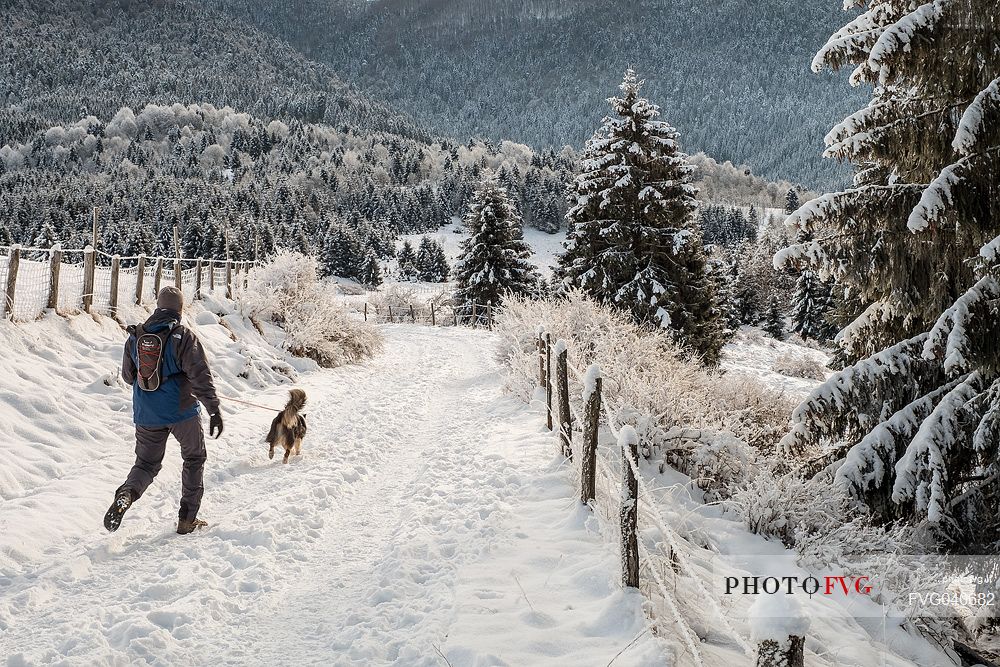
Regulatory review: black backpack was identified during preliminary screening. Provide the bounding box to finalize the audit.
[127,321,177,392]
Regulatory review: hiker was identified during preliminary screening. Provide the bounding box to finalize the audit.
[104,286,224,535]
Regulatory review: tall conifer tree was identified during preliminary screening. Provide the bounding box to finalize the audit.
[454,176,539,309]
[559,69,725,363]
[777,0,1000,545]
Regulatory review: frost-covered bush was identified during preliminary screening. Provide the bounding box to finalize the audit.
[729,467,853,547]
[661,428,753,501]
[495,291,794,496]
[771,350,827,381]
[368,283,450,311]
[239,251,383,367]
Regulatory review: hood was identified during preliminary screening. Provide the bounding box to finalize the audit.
[143,308,181,332]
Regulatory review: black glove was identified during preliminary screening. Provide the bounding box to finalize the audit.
[209,412,224,439]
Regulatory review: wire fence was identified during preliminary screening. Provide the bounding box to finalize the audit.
[536,331,770,666]
[354,300,498,328]
[0,244,256,322]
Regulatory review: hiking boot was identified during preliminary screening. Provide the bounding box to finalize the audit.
[104,486,135,533]
[176,518,208,535]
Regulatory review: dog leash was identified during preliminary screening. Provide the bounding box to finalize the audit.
[217,394,282,412]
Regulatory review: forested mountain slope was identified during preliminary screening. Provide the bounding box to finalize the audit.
[223,0,861,189]
[0,0,803,273]
[0,0,571,267]
[0,0,425,145]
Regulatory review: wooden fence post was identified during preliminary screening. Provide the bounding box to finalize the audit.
[208,260,216,291]
[581,366,602,505]
[487,302,493,330]
[47,246,62,310]
[225,260,233,299]
[619,426,640,589]
[195,259,203,300]
[545,333,553,430]
[174,258,182,290]
[4,246,20,319]
[430,303,436,326]
[135,255,146,304]
[364,302,368,322]
[82,246,95,313]
[409,304,415,323]
[537,330,546,388]
[555,340,572,459]
[154,257,164,297]
[109,255,121,318]
[472,302,477,328]
[453,307,458,327]
[388,305,393,323]
[756,637,805,667]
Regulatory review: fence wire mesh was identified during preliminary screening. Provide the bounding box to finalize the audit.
[12,257,49,321]
[57,252,85,313]
[0,247,255,322]
[545,339,754,663]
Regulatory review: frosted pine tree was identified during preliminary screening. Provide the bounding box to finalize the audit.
[784,188,800,215]
[430,242,450,282]
[418,240,450,283]
[454,176,540,311]
[320,222,362,279]
[559,69,725,364]
[359,250,383,288]
[763,296,785,339]
[789,230,834,342]
[775,0,1000,546]
[396,240,417,281]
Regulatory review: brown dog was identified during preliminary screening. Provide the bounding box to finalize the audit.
[266,389,307,463]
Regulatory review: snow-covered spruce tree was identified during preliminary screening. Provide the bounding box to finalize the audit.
[785,188,800,215]
[359,250,383,288]
[763,296,786,339]
[790,267,834,342]
[415,236,450,282]
[558,69,726,364]
[789,229,835,342]
[396,240,417,281]
[776,0,1000,547]
[320,221,362,279]
[454,176,540,311]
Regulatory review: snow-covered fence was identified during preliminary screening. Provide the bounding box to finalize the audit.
[535,331,802,666]
[356,300,496,328]
[0,244,256,322]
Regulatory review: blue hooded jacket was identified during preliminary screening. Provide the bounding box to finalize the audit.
[122,309,220,426]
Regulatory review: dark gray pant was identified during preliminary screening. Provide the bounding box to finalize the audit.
[124,415,207,520]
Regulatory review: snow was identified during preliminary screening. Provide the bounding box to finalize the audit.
[0,311,668,664]
[721,329,831,399]
[748,594,810,642]
[954,77,1000,155]
[582,363,602,402]
[638,462,959,667]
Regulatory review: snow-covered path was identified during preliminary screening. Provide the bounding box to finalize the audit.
[1,324,664,666]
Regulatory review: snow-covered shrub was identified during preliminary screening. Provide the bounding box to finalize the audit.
[661,428,753,501]
[495,291,794,496]
[771,350,827,381]
[239,251,383,367]
[728,468,848,547]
